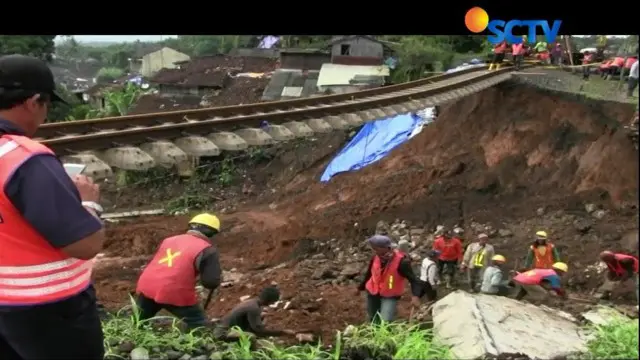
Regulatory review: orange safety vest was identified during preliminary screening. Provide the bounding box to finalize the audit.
[612,57,625,67]
[136,234,211,306]
[0,135,94,306]
[365,250,405,298]
[582,54,593,64]
[512,43,524,55]
[606,253,639,277]
[625,58,638,69]
[513,268,557,285]
[530,243,555,269]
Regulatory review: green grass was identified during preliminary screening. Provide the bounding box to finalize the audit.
[579,317,639,359]
[101,297,451,359]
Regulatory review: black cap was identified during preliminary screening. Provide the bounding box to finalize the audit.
[0,54,65,104]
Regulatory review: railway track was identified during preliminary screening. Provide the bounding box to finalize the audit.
[42,65,529,179]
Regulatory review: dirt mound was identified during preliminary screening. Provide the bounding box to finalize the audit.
[214,82,637,264]
[95,81,638,337]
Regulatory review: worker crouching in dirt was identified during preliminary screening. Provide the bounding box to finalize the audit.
[419,250,441,302]
[596,251,639,307]
[357,235,422,323]
[135,213,223,330]
[213,286,297,341]
[461,233,495,292]
[433,230,463,288]
[524,231,561,270]
[512,262,568,301]
[480,255,511,296]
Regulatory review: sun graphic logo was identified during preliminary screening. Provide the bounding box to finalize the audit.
[464,7,490,34]
[464,7,562,45]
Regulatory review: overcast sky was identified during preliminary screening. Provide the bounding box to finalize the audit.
[57,35,178,43]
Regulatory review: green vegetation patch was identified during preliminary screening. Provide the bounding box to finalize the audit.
[579,318,639,359]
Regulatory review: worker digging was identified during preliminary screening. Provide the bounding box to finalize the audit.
[135,213,223,330]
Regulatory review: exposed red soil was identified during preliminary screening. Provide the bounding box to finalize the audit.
[94,82,638,341]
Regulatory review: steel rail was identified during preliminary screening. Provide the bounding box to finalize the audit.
[36,66,490,139]
[42,66,526,155]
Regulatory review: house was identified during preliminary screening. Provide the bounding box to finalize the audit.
[316,63,389,94]
[139,47,191,77]
[149,55,278,97]
[328,36,394,66]
[261,69,320,101]
[279,48,331,71]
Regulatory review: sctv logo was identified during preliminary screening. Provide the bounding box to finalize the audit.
[465,7,562,45]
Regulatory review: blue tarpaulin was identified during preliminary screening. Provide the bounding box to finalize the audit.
[319,63,476,183]
[320,113,422,182]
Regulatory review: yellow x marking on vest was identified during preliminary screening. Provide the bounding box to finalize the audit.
[159,248,181,267]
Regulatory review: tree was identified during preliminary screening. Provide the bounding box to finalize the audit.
[96,67,125,83]
[0,35,56,61]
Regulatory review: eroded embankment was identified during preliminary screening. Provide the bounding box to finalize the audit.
[97,82,638,330]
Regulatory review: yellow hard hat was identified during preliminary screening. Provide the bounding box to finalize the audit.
[535,230,548,239]
[552,262,568,272]
[189,213,221,231]
[492,254,506,263]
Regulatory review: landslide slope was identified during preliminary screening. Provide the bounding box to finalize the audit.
[213,82,638,267]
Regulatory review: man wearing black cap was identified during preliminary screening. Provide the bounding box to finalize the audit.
[0,54,106,359]
[357,235,422,323]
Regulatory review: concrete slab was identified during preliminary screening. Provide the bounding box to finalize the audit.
[283,121,314,138]
[343,113,364,127]
[392,104,409,114]
[382,106,397,117]
[100,147,155,171]
[581,306,628,326]
[369,108,387,120]
[61,153,113,180]
[432,290,588,359]
[235,128,276,146]
[357,110,378,122]
[263,124,295,141]
[174,136,220,157]
[324,116,350,130]
[306,118,333,133]
[139,141,189,168]
[207,132,248,151]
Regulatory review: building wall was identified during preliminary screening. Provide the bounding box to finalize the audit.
[331,37,383,59]
[140,48,191,77]
[331,56,383,66]
[280,53,331,71]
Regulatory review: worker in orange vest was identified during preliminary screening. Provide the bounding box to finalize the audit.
[599,59,613,78]
[581,51,594,80]
[623,56,638,77]
[512,41,525,71]
[489,41,508,71]
[136,213,222,329]
[523,230,561,270]
[357,235,422,323]
[605,56,626,80]
[596,251,639,308]
[0,55,106,359]
[512,262,568,301]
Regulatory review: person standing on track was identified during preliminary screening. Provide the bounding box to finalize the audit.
[135,213,222,330]
[488,40,508,71]
[512,41,525,71]
[357,235,422,323]
[581,51,594,80]
[627,59,639,98]
[0,54,106,359]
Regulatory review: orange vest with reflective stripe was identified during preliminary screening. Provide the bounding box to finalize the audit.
[0,135,94,305]
[365,250,405,298]
[513,269,557,285]
[136,234,211,306]
[606,253,639,276]
[530,243,555,269]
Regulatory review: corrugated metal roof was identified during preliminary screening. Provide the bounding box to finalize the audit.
[317,64,389,87]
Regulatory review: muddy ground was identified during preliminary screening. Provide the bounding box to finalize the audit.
[94,81,638,342]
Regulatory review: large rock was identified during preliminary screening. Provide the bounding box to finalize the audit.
[432,291,588,359]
